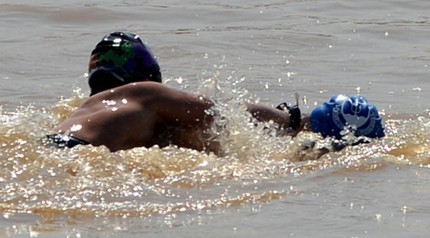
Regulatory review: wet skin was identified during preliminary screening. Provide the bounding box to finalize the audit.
[55,82,297,154]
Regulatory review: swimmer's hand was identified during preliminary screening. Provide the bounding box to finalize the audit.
[276,93,301,131]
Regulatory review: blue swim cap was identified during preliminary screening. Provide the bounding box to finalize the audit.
[310,95,385,139]
[88,32,161,95]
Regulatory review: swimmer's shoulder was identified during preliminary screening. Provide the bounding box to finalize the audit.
[88,82,164,98]
[86,82,188,107]
[117,82,188,98]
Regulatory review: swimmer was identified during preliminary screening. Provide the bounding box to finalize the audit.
[46,31,301,153]
[46,32,385,155]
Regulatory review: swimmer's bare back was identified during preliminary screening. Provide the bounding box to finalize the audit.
[54,82,215,152]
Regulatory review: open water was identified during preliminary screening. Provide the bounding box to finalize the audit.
[0,0,430,237]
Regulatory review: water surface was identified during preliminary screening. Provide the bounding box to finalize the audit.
[0,0,429,237]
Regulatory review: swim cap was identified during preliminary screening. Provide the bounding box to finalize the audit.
[88,32,161,95]
[310,95,385,139]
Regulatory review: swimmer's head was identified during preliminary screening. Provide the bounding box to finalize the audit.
[310,95,385,139]
[88,32,161,95]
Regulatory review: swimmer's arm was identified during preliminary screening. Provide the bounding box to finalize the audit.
[245,103,291,128]
[246,103,311,135]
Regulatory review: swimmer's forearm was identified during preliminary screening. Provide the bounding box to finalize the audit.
[245,103,290,128]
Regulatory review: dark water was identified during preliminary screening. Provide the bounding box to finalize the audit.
[0,0,430,237]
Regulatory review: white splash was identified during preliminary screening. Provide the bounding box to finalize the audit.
[70,124,82,132]
[102,100,117,106]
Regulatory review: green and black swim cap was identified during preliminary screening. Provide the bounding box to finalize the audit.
[88,32,161,95]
